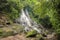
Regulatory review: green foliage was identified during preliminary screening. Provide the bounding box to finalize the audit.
[7,0,23,20]
[0,0,24,20]
[27,0,60,33]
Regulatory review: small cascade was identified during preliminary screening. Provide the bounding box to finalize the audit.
[16,8,45,33]
[20,9,31,26]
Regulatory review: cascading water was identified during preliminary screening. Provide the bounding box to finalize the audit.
[20,9,31,26]
[16,8,45,33]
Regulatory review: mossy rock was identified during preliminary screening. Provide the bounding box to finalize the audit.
[36,34,43,40]
[12,24,24,33]
[2,31,14,37]
[0,29,4,36]
[26,30,37,37]
[0,29,14,37]
[0,23,24,37]
[0,28,14,37]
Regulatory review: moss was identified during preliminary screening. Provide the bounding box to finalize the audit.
[0,29,4,36]
[0,28,14,37]
[2,31,14,37]
[36,34,43,40]
[26,30,37,37]
[12,24,24,33]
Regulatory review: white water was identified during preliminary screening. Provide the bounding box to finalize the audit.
[16,9,45,33]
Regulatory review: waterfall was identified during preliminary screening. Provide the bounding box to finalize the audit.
[20,9,31,26]
[15,8,45,33]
